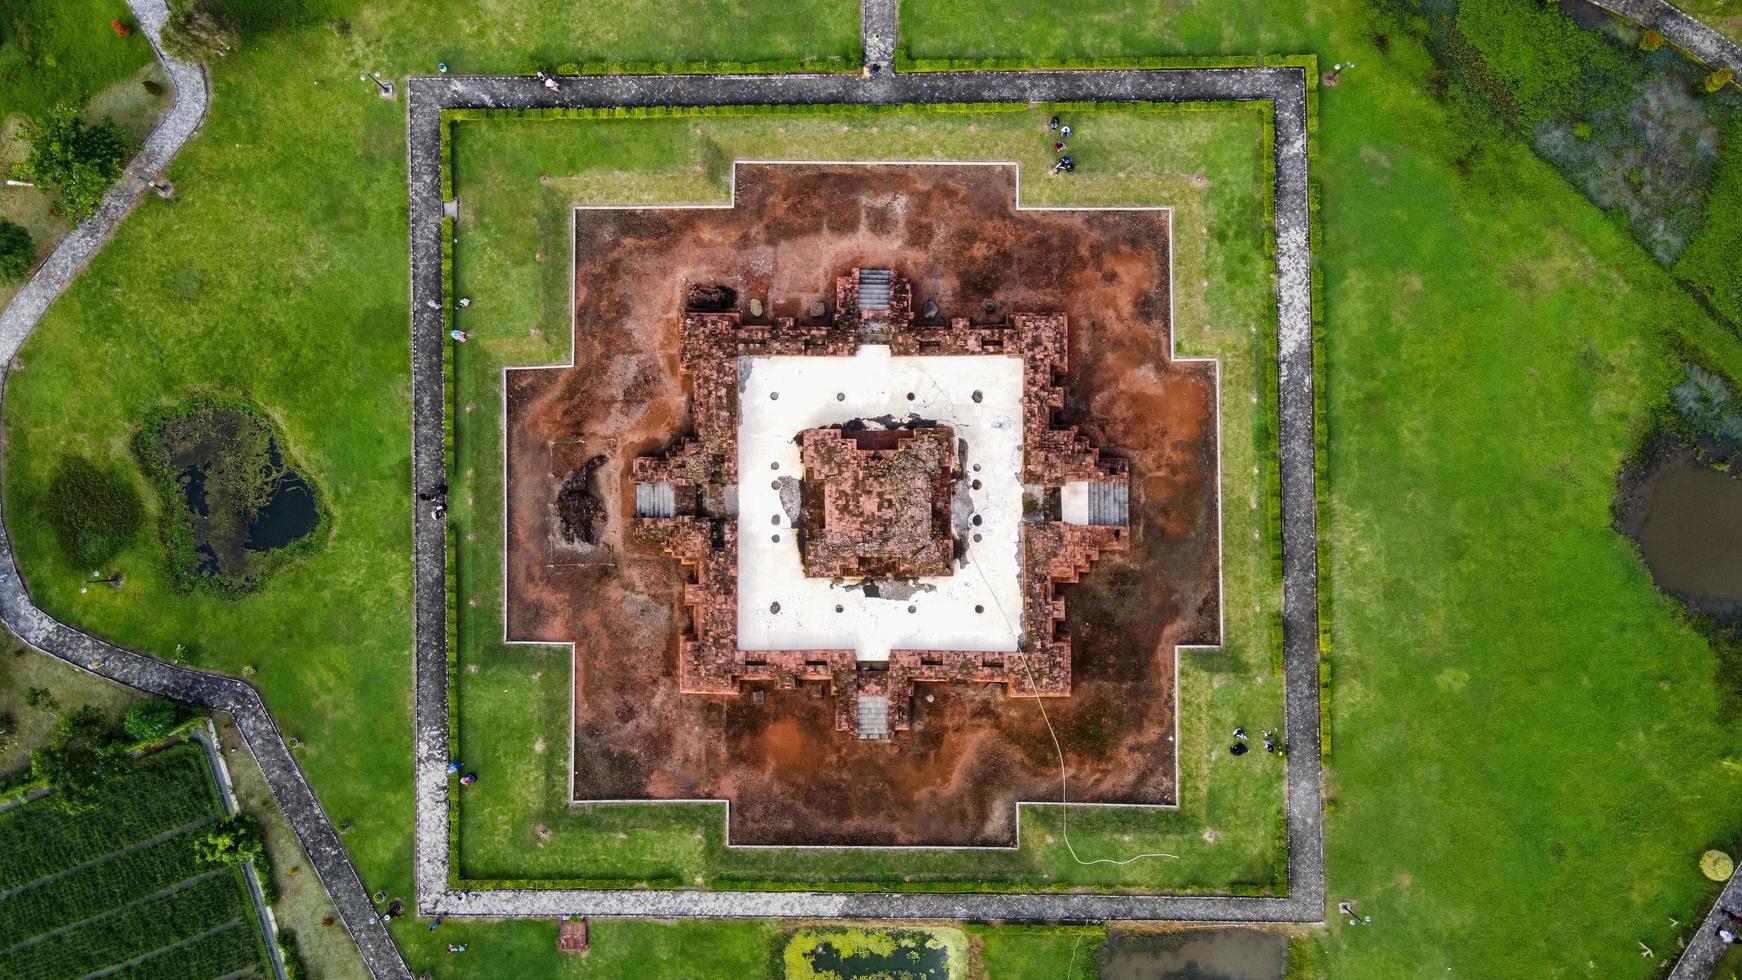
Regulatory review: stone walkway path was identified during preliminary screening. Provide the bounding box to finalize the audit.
[1593,0,1742,76]
[0,3,410,978]
[408,66,1323,923]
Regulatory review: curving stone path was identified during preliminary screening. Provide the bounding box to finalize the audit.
[408,66,1323,923]
[0,2,410,978]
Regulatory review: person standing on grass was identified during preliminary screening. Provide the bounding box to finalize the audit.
[451,328,469,343]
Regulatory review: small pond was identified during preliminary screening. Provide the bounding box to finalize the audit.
[1099,929,1287,980]
[140,403,322,591]
[1631,453,1742,618]
[806,938,949,979]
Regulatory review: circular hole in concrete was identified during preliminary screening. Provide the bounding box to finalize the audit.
[770,391,779,400]
[906,392,916,401]
[771,480,781,489]
[771,534,781,543]
[973,533,983,543]
[770,462,779,471]
[972,464,981,473]
[836,392,846,401]
[972,390,983,403]
[771,514,781,525]
[972,515,983,527]
[835,604,844,613]
[971,479,982,490]
[907,605,917,614]
[770,601,781,614]
[975,605,984,614]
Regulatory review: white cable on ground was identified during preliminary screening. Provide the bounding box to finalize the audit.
[970,553,1178,867]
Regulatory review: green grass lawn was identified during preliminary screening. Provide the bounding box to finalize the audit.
[0,0,170,309]
[0,0,153,122]
[442,102,1288,892]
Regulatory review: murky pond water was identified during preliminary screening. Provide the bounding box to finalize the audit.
[1636,455,1742,615]
[1099,930,1286,980]
[805,938,950,979]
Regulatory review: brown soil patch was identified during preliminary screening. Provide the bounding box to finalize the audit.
[504,164,1217,846]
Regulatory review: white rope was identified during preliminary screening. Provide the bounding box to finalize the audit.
[970,551,1178,866]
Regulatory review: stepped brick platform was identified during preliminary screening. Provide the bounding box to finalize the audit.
[631,269,1129,738]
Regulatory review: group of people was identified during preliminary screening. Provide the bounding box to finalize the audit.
[1048,115,1076,175]
[1228,726,1282,756]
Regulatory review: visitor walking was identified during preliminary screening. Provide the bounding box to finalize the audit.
[544,76,560,92]
[1061,124,1072,138]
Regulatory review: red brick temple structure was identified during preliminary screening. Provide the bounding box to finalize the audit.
[632,268,1130,739]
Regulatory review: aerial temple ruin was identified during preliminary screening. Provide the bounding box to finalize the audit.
[631,269,1132,739]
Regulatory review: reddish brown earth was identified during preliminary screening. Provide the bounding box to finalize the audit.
[504,164,1218,847]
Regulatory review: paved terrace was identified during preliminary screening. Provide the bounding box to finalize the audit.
[407,66,1323,922]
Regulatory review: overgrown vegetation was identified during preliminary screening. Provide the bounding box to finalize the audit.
[0,219,33,282]
[0,746,267,979]
[19,104,131,220]
[134,396,327,595]
[124,697,180,741]
[29,704,124,813]
[44,454,143,569]
[1394,0,1742,310]
[162,0,241,62]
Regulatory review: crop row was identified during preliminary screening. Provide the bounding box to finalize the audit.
[0,832,207,949]
[111,921,264,980]
[0,872,245,980]
[0,748,213,892]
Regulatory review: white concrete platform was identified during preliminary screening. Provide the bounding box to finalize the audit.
[736,345,1024,660]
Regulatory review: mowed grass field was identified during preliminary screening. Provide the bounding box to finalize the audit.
[441,103,1287,893]
[902,0,1742,975]
[0,745,270,979]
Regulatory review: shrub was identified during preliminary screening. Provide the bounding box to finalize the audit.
[1639,29,1664,52]
[0,219,34,282]
[44,456,143,568]
[1706,68,1735,94]
[162,0,239,62]
[20,106,130,221]
[193,814,264,867]
[123,699,179,741]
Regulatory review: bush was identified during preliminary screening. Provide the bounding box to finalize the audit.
[1707,68,1736,94]
[44,456,143,569]
[20,106,130,221]
[123,699,179,742]
[0,219,32,282]
[193,814,263,867]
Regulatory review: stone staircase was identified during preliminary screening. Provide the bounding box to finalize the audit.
[856,694,890,739]
[1087,480,1128,526]
[857,268,892,311]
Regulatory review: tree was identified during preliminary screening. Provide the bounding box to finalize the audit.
[162,0,239,62]
[45,455,144,568]
[124,698,179,741]
[24,687,59,711]
[194,814,264,866]
[31,705,122,813]
[0,220,32,283]
[20,105,130,221]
